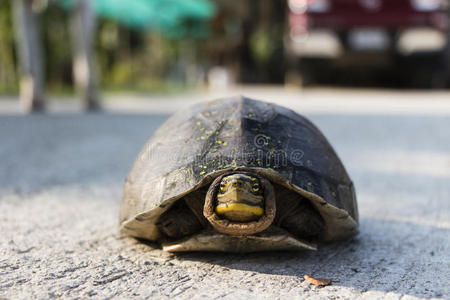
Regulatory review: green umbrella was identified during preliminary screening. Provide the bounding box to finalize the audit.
[61,0,216,36]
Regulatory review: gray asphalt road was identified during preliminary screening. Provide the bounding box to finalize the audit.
[1,89,449,299]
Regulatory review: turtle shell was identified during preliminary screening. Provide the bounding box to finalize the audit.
[120,96,358,244]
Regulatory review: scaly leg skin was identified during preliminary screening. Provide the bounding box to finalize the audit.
[280,200,325,239]
[155,199,203,239]
[274,185,325,240]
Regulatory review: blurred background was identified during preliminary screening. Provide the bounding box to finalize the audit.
[1,0,450,112]
[1,3,450,297]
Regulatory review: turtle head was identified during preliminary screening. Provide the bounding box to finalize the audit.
[203,172,276,236]
[215,174,264,222]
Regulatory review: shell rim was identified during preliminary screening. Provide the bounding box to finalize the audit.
[119,167,359,242]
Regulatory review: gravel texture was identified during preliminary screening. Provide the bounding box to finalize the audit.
[1,88,449,299]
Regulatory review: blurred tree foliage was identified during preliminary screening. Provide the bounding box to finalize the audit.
[0,1,17,93]
[0,0,288,95]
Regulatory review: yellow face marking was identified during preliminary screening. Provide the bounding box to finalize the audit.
[215,174,265,222]
[215,203,264,217]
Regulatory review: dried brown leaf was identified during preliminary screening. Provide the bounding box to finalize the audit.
[304,274,331,286]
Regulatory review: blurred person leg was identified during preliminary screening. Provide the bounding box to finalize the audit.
[70,0,101,111]
[12,0,46,113]
[445,5,450,87]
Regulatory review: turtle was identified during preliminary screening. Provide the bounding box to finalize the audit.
[119,96,358,252]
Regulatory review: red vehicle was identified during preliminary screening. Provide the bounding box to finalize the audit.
[286,0,450,87]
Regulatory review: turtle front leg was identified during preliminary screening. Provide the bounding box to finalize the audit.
[279,200,325,239]
[156,199,203,239]
[274,186,325,240]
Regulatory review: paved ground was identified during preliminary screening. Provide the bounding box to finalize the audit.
[1,87,449,299]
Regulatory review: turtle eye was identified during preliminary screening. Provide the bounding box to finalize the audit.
[219,183,226,192]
